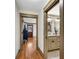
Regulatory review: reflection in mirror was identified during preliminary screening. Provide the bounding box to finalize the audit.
[47,2,60,59]
[47,3,60,36]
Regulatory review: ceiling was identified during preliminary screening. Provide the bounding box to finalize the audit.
[16,0,48,13]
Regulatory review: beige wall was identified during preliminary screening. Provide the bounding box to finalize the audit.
[15,4,20,56]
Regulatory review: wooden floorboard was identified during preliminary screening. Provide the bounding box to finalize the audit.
[16,38,44,59]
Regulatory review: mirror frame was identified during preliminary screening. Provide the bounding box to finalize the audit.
[43,0,64,59]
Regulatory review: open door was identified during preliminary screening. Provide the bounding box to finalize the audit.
[44,0,64,59]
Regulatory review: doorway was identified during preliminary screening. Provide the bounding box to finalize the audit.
[20,13,38,49]
[44,0,64,59]
[27,24,33,38]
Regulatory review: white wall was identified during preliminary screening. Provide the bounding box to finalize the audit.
[33,24,36,37]
[15,4,20,56]
[38,0,49,53]
[19,10,38,15]
[38,9,44,53]
[23,18,36,23]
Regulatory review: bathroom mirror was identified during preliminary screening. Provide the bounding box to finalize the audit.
[47,3,60,36]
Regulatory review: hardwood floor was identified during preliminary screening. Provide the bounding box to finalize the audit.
[16,37,44,59]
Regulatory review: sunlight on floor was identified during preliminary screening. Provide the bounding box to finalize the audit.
[28,42,32,48]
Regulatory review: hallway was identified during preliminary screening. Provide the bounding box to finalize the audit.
[15,0,64,59]
[16,37,44,59]
[15,0,49,58]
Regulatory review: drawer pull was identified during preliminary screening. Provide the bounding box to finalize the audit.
[52,40,54,43]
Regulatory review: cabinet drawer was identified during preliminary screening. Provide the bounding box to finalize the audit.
[47,37,60,51]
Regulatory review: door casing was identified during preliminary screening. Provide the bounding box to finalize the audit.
[20,13,38,49]
[43,0,64,59]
